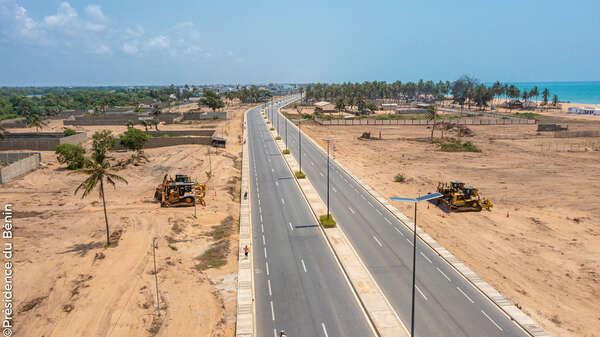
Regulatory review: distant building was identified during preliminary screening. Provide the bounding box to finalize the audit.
[568,107,600,115]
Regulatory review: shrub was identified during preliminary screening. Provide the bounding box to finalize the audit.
[92,130,116,162]
[319,215,336,228]
[270,127,275,131]
[275,136,281,140]
[394,174,406,182]
[436,138,481,152]
[295,171,306,179]
[119,128,149,151]
[266,121,271,124]
[63,128,76,137]
[55,143,86,169]
[282,149,290,154]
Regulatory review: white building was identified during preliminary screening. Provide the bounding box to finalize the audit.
[567,106,600,115]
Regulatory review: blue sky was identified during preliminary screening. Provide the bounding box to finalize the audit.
[1,0,599,86]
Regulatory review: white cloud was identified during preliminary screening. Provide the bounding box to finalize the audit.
[43,2,77,27]
[148,35,169,49]
[85,5,105,22]
[92,44,111,54]
[122,42,139,55]
[125,25,144,38]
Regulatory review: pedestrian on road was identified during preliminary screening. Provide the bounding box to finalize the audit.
[244,245,249,257]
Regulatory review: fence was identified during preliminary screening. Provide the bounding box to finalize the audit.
[0,132,87,151]
[314,118,537,126]
[0,152,41,183]
[554,130,600,138]
[182,111,228,121]
[64,113,180,126]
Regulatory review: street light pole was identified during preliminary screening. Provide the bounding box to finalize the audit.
[291,118,307,172]
[389,192,442,337]
[321,138,339,219]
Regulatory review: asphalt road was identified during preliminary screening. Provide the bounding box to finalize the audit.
[247,101,373,337]
[274,96,530,337]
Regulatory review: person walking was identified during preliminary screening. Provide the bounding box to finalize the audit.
[244,245,249,258]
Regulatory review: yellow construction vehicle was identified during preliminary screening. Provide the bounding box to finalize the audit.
[154,174,207,207]
[436,181,493,212]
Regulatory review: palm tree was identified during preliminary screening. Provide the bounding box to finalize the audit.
[542,88,550,106]
[27,115,48,132]
[74,158,128,246]
[426,104,437,140]
[152,104,162,115]
[141,120,150,132]
[125,120,134,128]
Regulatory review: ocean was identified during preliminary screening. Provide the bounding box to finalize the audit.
[487,81,600,105]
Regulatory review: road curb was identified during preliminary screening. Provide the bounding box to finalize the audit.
[279,107,551,337]
[265,100,409,337]
[235,108,255,337]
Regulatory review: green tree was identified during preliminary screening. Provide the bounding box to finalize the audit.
[26,114,48,132]
[152,104,162,115]
[125,120,134,128]
[56,144,86,169]
[200,90,225,112]
[119,127,149,152]
[92,130,116,163]
[542,88,550,105]
[141,120,150,132]
[552,94,559,106]
[335,97,346,112]
[73,156,128,246]
[426,104,437,140]
[150,118,160,131]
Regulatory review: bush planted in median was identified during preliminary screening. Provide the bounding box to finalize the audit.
[295,171,306,179]
[275,136,281,140]
[282,149,290,154]
[270,127,275,131]
[319,215,336,228]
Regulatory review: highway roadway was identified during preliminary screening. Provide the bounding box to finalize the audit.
[247,101,374,337]
[273,96,530,337]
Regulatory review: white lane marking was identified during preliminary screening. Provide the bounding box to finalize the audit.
[481,310,503,331]
[275,181,279,186]
[258,199,261,206]
[270,301,275,321]
[271,168,274,172]
[311,161,315,166]
[373,236,383,247]
[368,201,373,207]
[332,187,337,193]
[289,222,294,231]
[420,251,432,263]
[262,235,265,245]
[322,323,329,337]
[385,218,392,224]
[264,247,267,258]
[406,238,414,246]
[354,188,358,192]
[273,329,277,337]
[348,207,355,214]
[281,198,285,205]
[457,286,474,303]
[259,206,262,214]
[266,262,269,275]
[376,209,382,215]
[437,267,451,282]
[260,214,263,223]
[261,223,264,233]
[301,259,307,272]
[268,279,272,296]
[361,195,366,199]
[319,172,324,177]
[416,286,428,300]
[344,179,348,183]
[394,227,404,236]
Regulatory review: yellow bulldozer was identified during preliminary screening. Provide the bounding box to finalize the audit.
[436,181,493,212]
[154,174,207,207]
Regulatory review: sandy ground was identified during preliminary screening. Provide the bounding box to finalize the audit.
[292,112,600,337]
[5,102,255,336]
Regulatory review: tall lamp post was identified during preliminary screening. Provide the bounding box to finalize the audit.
[321,138,339,219]
[389,192,442,337]
[291,118,307,172]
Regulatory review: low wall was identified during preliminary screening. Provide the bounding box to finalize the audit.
[64,113,180,126]
[115,136,212,150]
[183,111,228,121]
[0,132,87,151]
[145,130,215,137]
[0,118,27,128]
[314,118,537,126]
[0,152,41,183]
